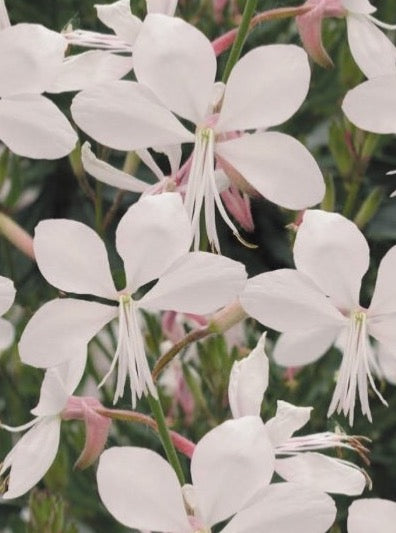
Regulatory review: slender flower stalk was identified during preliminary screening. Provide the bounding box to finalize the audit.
[0,212,35,260]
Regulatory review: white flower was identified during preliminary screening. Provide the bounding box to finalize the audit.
[228,333,367,495]
[19,193,246,406]
[348,498,396,532]
[0,275,15,351]
[71,15,324,251]
[97,417,336,532]
[240,209,396,424]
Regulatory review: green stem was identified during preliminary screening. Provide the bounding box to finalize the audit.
[147,393,185,485]
[354,186,384,229]
[342,181,360,218]
[222,0,258,83]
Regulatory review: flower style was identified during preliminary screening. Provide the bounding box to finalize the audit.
[71,15,324,251]
[240,209,396,424]
[0,275,15,351]
[97,417,336,532]
[19,193,247,406]
[228,333,367,495]
[347,498,396,532]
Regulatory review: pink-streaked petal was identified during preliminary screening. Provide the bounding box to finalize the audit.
[191,417,275,527]
[346,14,396,79]
[97,447,190,531]
[222,483,336,533]
[240,270,346,333]
[228,333,268,418]
[275,453,366,495]
[368,245,396,315]
[81,142,149,193]
[0,23,66,97]
[116,193,192,292]
[348,498,396,533]
[342,75,396,134]
[48,50,133,93]
[294,210,369,309]
[0,318,14,351]
[71,81,193,151]
[95,0,142,44]
[146,0,178,15]
[140,251,247,314]
[74,401,111,469]
[217,45,310,132]
[19,298,117,368]
[216,133,325,209]
[133,14,216,123]
[296,9,333,69]
[0,275,15,315]
[0,95,77,159]
[273,327,339,367]
[1,417,61,499]
[266,401,312,446]
[34,219,117,300]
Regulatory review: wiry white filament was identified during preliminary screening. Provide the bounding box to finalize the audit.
[328,311,387,425]
[99,296,157,407]
[0,417,40,433]
[367,14,396,30]
[64,29,133,53]
[275,431,357,455]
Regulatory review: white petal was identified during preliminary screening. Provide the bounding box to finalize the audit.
[2,417,61,499]
[276,453,365,495]
[146,0,178,15]
[342,0,376,14]
[81,142,149,193]
[116,193,192,292]
[140,251,247,314]
[348,498,396,533]
[266,401,312,446]
[133,14,216,123]
[375,343,396,385]
[346,14,396,79]
[294,209,369,309]
[95,0,142,44]
[19,298,117,368]
[34,219,117,299]
[0,318,14,351]
[217,45,310,132]
[342,75,396,134]
[228,333,268,418]
[368,245,396,315]
[273,328,339,367]
[0,275,15,315]
[191,417,275,527]
[240,270,346,333]
[222,483,336,533]
[0,23,66,97]
[216,133,324,209]
[0,95,77,159]
[48,50,133,93]
[71,81,193,151]
[97,447,190,531]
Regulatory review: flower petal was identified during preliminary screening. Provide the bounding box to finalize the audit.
[348,498,396,533]
[342,0,376,14]
[240,270,346,333]
[116,192,192,292]
[0,95,77,159]
[266,401,312,446]
[19,298,117,368]
[273,328,339,367]
[48,50,133,93]
[97,447,190,531]
[216,132,324,209]
[275,453,366,495]
[133,14,216,123]
[294,210,369,309]
[228,333,268,418]
[95,0,142,44]
[191,417,275,527]
[368,245,396,315]
[34,218,117,300]
[140,251,247,314]
[71,81,193,151]
[0,275,15,315]
[342,75,396,134]
[1,417,61,499]
[0,318,14,351]
[217,45,310,132]
[222,483,336,533]
[0,23,66,97]
[146,0,178,15]
[81,142,149,193]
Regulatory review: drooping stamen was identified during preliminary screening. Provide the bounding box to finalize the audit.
[0,417,40,433]
[328,310,388,425]
[367,15,396,30]
[64,29,133,53]
[99,295,157,407]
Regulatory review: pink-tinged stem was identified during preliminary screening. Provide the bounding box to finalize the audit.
[0,212,35,260]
